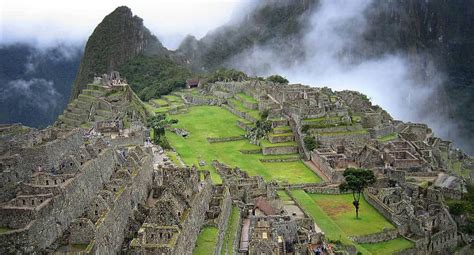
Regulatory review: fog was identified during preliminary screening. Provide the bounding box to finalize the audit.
[0,0,249,49]
[229,0,463,150]
[0,0,468,151]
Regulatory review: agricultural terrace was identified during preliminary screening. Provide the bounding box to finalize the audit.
[193,226,219,255]
[166,106,321,184]
[290,190,413,255]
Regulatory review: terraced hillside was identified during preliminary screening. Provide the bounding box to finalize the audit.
[165,106,321,184]
[56,83,147,128]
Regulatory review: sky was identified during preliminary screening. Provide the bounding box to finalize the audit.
[0,0,248,49]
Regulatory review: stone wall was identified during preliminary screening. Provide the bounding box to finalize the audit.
[184,95,223,106]
[304,186,349,195]
[317,132,371,147]
[172,173,213,255]
[213,187,232,255]
[89,153,153,254]
[309,152,344,183]
[222,104,257,123]
[349,228,398,244]
[262,146,298,155]
[0,129,85,203]
[0,149,116,253]
[207,136,246,143]
[268,134,294,143]
[363,191,395,225]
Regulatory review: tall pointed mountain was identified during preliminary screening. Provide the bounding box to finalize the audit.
[70,6,166,99]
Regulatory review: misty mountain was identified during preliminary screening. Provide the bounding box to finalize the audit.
[175,0,474,153]
[1,1,472,152]
[0,43,82,128]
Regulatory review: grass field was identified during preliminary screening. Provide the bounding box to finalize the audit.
[377,133,398,142]
[166,106,321,184]
[193,226,219,255]
[228,98,260,120]
[308,193,395,236]
[361,238,415,255]
[290,190,413,254]
[221,206,240,255]
[235,93,257,103]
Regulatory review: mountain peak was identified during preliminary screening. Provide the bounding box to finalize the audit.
[70,6,164,99]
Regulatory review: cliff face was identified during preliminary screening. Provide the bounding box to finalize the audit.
[70,6,166,99]
[362,0,474,151]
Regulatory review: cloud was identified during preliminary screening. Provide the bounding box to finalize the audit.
[0,78,61,111]
[229,0,463,149]
[0,0,249,49]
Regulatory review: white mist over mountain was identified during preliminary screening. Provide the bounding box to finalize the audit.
[230,0,460,149]
[0,0,249,49]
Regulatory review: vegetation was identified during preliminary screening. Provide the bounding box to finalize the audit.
[246,110,272,144]
[377,133,398,142]
[360,238,415,255]
[303,135,317,151]
[447,184,474,234]
[193,226,219,255]
[166,106,321,184]
[207,68,247,83]
[120,55,191,101]
[147,114,178,149]
[266,74,289,84]
[221,206,240,255]
[339,168,376,219]
[291,190,411,254]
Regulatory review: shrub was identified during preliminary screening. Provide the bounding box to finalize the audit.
[266,74,289,84]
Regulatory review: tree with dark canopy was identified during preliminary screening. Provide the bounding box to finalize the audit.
[266,74,289,84]
[147,114,177,148]
[339,168,376,219]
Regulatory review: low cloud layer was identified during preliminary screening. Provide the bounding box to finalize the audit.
[230,0,464,150]
[0,78,60,111]
[0,0,249,49]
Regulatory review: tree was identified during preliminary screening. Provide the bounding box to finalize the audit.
[147,114,178,148]
[303,135,317,151]
[339,168,376,219]
[266,75,289,84]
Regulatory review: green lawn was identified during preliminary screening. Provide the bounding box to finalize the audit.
[221,206,240,255]
[308,193,395,236]
[277,190,292,202]
[361,238,414,255]
[228,98,260,120]
[166,106,321,184]
[236,92,257,104]
[377,133,398,142]
[318,129,369,136]
[290,190,411,255]
[193,226,219,255]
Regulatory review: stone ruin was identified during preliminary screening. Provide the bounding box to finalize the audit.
[186,79,472,253]
[93,71,128,87]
